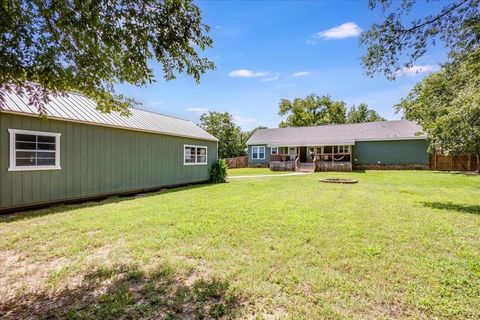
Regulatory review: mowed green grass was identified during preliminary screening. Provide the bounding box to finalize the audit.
[1,171,479,319]
[227,167,287,176]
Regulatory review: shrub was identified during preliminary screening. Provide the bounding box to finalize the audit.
[210,159,228,183]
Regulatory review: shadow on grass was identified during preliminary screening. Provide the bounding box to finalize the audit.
[422,201,480,215]
[433,171,479,177]
[0,263,242,320]
[0,183,212,223]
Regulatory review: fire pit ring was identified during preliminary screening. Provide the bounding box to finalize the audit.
[319,178,358,184]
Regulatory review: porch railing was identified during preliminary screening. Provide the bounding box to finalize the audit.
[270,152,351,163]
[270,154,298,162]
[314,153,350,163]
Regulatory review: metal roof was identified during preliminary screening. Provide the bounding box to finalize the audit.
[1,91,218,142]
[247,120,426,146]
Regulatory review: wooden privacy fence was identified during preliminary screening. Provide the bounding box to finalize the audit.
[430,154,478,171]
[225,156,248,169]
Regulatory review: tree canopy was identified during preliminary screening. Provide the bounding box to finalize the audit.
[199,111,245,159]
[278,94,385,127]
[396,49,480,171]
[278,95,347,127]
[0,0,214,114]
[361,0,479,79]
[347,103,385,123]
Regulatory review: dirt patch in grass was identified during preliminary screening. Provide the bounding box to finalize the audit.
[0,262,243,320]
[0,243,126,303]
[0,249,70,300]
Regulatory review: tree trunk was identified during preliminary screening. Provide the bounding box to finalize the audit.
[476,148,480,174]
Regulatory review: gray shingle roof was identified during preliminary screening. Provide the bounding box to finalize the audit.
[247,120,426,146]
[1,91,218,141]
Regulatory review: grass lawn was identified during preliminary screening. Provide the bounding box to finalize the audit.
[227,167,287,176]
[1,171,479,319]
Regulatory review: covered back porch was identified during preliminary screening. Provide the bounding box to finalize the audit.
[269,145,353,172]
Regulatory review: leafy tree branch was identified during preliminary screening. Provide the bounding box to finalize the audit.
[0,0,215,114]
[361,0,479,79]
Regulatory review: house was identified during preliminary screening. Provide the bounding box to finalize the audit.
[246,120,429,172]
[0,91,218,213]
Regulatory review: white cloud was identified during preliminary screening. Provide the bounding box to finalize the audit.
[305,39,316,45]
[396,65,436,76]
[147,101,162,107]
[291,71,312,77]
[187,107,209,115]
[229,69,269,77]
[317,22,362,40]
[260,76,279,82]
[233,115,257,126]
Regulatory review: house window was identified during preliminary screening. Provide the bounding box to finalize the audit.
[184,145,207,165]
[271,147,278,155]
[252,146,265,159]
[9,129,61,171]
[337,145,350,154]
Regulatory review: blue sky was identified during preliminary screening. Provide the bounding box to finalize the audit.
[117,1,447,130]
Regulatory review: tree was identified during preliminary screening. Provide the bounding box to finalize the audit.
[347,103,385,123]
[361,0,479,79]
[278,94,347,127]
[199,112,245,159]
[396,49,480,172]
[278,94,386,127]
[0,0,214,114]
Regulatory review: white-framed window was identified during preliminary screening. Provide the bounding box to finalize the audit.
[184,145,207,165]
[271,147,278,155]
[251,146,265,159]
[336,145,350,154]
[9,129,61,171]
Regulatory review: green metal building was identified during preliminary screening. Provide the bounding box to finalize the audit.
[246,120,429,171]
[0,91,218,212]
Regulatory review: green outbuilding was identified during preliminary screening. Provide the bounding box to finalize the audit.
[246,120,429,172]
[0,91,218,213]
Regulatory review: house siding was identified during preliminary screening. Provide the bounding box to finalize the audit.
[247,145,270,165]
[352,140,429,165]
[0,112,217,211]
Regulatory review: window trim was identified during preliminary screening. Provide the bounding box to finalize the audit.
[270,147,278,155]
[251,146,265,160]
[8,129,61,172]
[183,144,208,166]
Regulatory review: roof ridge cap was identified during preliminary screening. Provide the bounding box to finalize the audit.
[259,119,410,131]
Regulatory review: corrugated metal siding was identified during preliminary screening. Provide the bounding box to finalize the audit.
[3,91,217,142]
[353,140,429,165]
[0,113,217,210]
